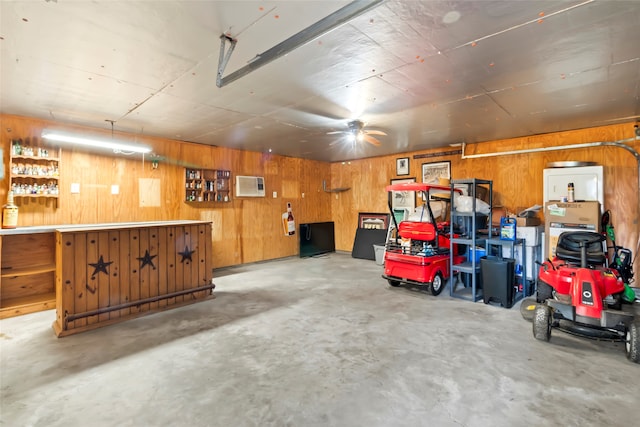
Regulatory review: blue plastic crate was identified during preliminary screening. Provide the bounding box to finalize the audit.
[466,246,486,263]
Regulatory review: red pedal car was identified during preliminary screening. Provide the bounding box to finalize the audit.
[382,183,464,295]
[533,231,639,363]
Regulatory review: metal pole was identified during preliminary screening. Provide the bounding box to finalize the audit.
[64,284,215,326]
[217,0,386,87]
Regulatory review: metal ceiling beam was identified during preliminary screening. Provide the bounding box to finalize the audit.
[216,34,238,88]
[216,0,386,88]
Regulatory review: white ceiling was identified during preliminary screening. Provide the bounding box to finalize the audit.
[1,0,639,162]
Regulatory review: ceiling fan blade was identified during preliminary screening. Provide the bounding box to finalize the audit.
[326,131,347,135]
[364,130,387,136]
[362,134,382,147]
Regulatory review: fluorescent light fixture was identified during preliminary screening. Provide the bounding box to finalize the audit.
[41,129,152,154]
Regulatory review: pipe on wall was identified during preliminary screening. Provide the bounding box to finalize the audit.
[460,137,638,160]
[461,136,640,255]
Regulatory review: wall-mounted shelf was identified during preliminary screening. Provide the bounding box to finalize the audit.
[185,168,231,203]
[322,180,350,193]
[9,140,60,208]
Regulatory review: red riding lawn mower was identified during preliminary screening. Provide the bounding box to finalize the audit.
[533,222,639,363]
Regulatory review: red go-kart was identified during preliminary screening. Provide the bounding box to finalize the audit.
[533,231,639,363]
[382,183,465,295]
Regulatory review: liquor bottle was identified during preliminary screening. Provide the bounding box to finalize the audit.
[286,203,295,235]
[2,191,19,229]
[12,139,22,156]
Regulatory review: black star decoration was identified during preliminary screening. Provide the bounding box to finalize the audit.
[137,249,157,270]
[178,246,196,263]
[89,255,113,277]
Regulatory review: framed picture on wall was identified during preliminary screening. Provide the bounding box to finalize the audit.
[421,161,451,184]
[396,157,410,176]
[389,177,416,211]
[358,212,390,230]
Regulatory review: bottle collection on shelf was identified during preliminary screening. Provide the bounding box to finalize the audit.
[12,140,52,157]
[11,162,59,177]
[9,139,60,197]
[186,169,201,180]
[11,182,59,196]
[185,169,231,202]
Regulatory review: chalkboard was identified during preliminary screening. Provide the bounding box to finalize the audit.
[352,228,387,260]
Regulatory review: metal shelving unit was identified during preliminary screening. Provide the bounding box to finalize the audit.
[449,178,493,301]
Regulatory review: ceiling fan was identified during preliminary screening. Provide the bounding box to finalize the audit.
[327,120,387,147]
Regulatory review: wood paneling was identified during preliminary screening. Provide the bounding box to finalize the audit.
[2,114,638,281]
[1,114,333,269]
[329,124,640,280]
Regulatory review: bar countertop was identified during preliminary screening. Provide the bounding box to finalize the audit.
[0,220,211,236]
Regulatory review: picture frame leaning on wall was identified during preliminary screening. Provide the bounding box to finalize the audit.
[358,212,391,230]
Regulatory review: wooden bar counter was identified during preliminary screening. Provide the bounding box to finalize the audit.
[1,221,214,337]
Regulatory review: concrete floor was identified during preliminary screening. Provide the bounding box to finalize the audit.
[1,252,638,427]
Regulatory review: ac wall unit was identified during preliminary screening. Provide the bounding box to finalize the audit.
[235,176,265,197]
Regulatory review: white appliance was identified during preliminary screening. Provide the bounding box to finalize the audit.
[235,176,265,197]
[543,165,603,210]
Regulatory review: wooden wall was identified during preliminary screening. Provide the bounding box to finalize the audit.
[330,123,640,280]
[1,114,333,268]
[2,114,639,277]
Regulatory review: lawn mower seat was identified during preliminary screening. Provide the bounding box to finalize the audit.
[555,231,606,266]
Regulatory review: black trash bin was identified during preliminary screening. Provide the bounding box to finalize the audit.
[481,255,515,308]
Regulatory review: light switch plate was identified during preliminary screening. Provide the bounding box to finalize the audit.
[111,185,119,195]
[70,183,80,194]
[273,191,277,198]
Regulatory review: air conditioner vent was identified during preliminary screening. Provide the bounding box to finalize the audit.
[235,176,265,197]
